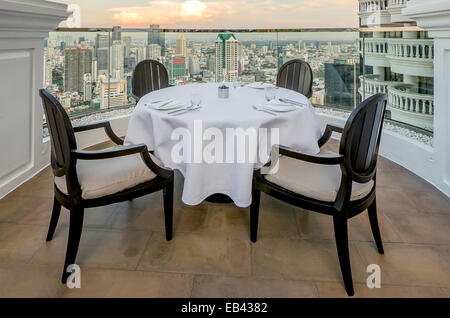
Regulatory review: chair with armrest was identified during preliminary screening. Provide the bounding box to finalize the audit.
[131,59,170,102]
[276,59,313,98]
[39,89,174,283]
[250,93,388,296]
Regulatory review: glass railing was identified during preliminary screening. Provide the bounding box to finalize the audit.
[43,26,434,138]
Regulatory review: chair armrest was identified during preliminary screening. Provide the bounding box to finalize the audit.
[318,124,344,148]
[131,92,140,103]
[73,121,124,146]
[72,144,173,179]
[277,145,344,165]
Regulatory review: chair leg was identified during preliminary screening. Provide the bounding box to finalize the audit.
[368,200,384,255]
[61,207,84,284]
[250,188,261,243]
[46,196,62,242]
[333,215,355,297]
[163,181,174,242]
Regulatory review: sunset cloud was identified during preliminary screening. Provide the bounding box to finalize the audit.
[57,0,358,28]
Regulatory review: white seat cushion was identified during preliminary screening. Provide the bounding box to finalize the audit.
[264,150,374,202]
[55,153,163,200]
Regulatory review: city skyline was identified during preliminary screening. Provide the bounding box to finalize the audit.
[56,0,359,29]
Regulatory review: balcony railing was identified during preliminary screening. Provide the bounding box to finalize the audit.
[387,38,434,60]
[389,84,434,115]
[359,74,394,96]
[359,0,389,13]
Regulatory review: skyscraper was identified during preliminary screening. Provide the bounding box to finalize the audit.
[215,34,240,82]
[112,26,122,42]
[95,34,109,74]
[188,55,201,75]
[147,43,162,60]
[111,40,124,79]
[64,47,93,93]
[176,35,188,58]
[148,25,165,56]
[169,56,187,80]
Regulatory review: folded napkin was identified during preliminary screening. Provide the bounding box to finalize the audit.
[259,100,298,112]
[247,82,276,89]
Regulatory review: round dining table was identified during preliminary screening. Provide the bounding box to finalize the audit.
[124,82,322,208]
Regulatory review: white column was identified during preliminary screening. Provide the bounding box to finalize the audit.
[0,0,69,198]
[404,0,450,197]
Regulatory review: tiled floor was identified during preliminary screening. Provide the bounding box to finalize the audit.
[0,139,449,298]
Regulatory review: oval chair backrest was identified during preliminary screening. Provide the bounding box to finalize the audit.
[276,59,313,98]
[39,89,77,177]
[339,93,387,184]
[131,59,169,101]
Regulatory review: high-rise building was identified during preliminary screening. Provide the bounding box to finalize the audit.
[148,25,165,56]
[100,78,127,108]
[325,60,360,109]
[215,34,240,82]
[95,34,109,73]
[111,40,124,79]
[169,56,187,80]
[112,26,122,42]
[147,43,161,60]
[83,73,92,102]
[64,47,93,93]
[358,0,434,131]
[176,35,188,58]
[188,55,201,75]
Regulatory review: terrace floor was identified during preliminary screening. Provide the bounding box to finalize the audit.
[0,139,449,298]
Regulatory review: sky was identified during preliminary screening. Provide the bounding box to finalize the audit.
[55,0,359,29]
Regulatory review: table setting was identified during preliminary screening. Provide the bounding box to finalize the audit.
[125,82,322,207]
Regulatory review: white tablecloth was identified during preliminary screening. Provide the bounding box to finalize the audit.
[125,83,322,207]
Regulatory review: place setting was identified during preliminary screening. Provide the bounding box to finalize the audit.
[144,94,203,116]
[252,87,309,116]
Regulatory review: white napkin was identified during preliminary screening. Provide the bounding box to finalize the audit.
[247,82,276,89]
[259,100,298,112]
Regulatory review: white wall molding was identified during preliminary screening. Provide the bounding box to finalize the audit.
[0,0,68,199]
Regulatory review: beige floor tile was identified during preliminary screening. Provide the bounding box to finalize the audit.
[0,223,47,264]
[252,236,367,283]
[204,205,249,235]
[316,281,449,298]
[0,263,66,298]
[111,195,208,233]
[375,187,421,215]
[443,288,450,297]
[295,208,402,243]
[63,268,194,298]
[137,232,251,277]
[30,228,151,270]
[191,275,317,298]
[384,212,450,245]
[259,195,298,236]
[408,189,450,215]
[357,242,450,288]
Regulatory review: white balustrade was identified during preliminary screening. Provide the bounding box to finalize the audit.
[387,0,408,9]
[387,39,434,60]
[359,0,389,13]
[389,86,434,115]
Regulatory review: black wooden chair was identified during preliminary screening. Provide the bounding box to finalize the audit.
[39,89,174,283]
[250,93,388,296]
[276,59,313,98]
[131,59,169,102]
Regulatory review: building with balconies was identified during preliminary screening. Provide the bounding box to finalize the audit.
[359,0,434,131]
